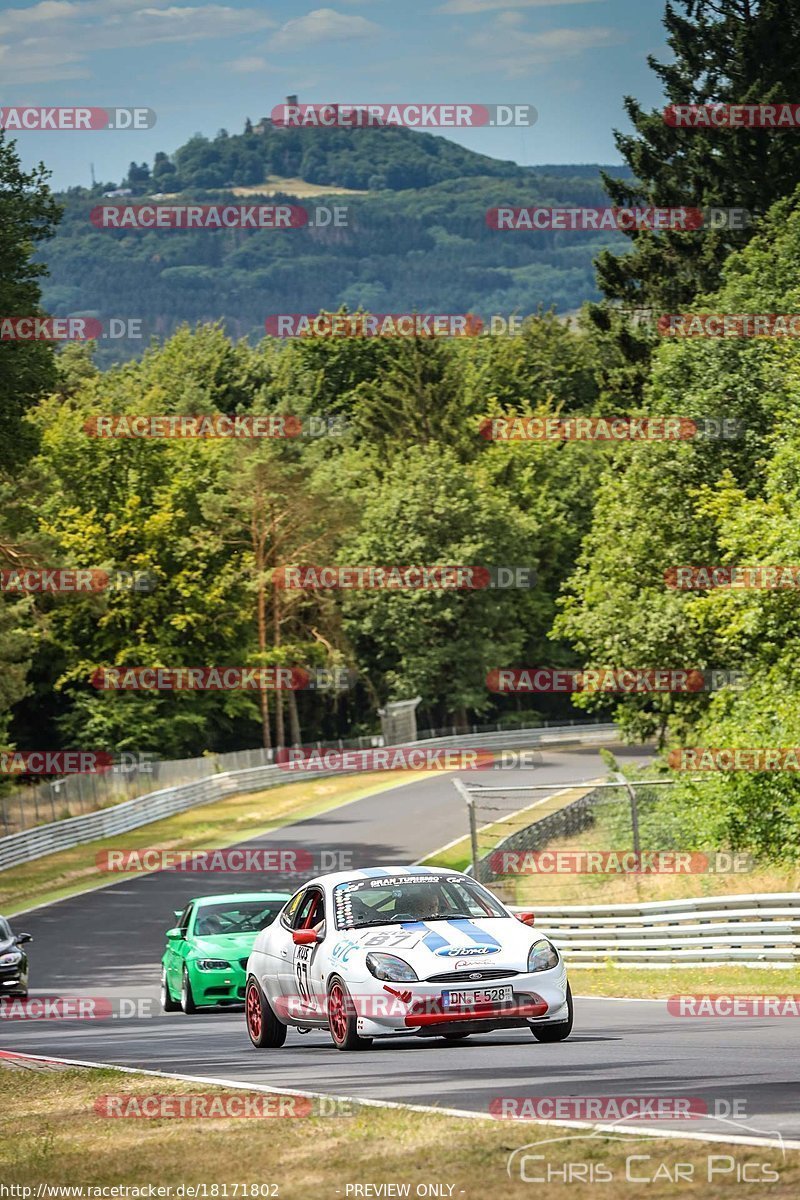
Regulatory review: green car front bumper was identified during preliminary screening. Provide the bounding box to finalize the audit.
[186,954,250,1005]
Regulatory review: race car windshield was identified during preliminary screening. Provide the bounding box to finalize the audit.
[193,901,284,936]
[333,875,507,930]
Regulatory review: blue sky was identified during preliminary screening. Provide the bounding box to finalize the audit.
[0,0,670,190]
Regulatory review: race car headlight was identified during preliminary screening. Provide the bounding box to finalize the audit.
[528,939,559,973]
[195,959,230,971]
[365,953,418,983]
[0,951,22,966]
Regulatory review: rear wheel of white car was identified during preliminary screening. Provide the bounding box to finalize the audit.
[327,978,372,1051]
[161,967,180,1013]
[531,983,573,1042]
[245,978,287,1048]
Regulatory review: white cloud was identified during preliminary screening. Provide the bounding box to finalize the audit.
[270,8,380,52]
[0,2,275,83]
[466,24,620,75]
[438,0,601,11]
[438,0,599,11]
[227,55,269,73]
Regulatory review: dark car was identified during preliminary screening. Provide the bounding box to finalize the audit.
[0,915,32,999]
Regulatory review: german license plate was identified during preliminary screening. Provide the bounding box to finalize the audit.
[442,985,513,1008]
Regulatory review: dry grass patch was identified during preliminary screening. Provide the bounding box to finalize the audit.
[0,1066,797,1200]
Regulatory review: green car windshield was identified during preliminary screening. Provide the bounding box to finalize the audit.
[192,901,284,937]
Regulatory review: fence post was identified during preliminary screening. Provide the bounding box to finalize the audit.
[454,778,481,883]
[615,772,641,861]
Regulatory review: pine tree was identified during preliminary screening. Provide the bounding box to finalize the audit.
[0,131,61,469]
[591,0,800,397]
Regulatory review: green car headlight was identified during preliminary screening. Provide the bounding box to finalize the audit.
[528,939,559,973]
[366,953,418,982]
[196,959,231,971]
[0,950,22,966]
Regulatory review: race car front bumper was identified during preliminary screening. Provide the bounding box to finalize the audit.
[352,963,569,1038]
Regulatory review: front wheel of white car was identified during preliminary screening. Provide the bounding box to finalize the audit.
[327,978,372,1051]
[531,983,573,1042]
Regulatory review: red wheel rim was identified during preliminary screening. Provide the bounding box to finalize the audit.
[329,983,347,1043]
[246,984,262,1039]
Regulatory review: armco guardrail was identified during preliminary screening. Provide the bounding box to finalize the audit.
[0,722,618,872]
[512,893,800,967]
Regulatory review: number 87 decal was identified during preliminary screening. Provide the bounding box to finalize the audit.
[295,944,312,1002]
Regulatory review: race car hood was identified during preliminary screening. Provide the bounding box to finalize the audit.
[190,932,258,957]
[332,916,540,977]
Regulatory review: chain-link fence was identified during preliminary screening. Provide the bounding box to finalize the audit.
[456,776,716,904]
[0,715,609,837]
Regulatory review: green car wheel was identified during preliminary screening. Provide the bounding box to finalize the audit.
[181,966,197,1014]
[161,966,180,1013]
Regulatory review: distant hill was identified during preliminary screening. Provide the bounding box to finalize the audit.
[39,121,633,363]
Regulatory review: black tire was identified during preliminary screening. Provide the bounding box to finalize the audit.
[531,982,573,1042]
[180,966,198,1014]
[327,978,373,1051]
[245,977,287,1048]
[161,967,180,1013]
[442,1032,471,1041]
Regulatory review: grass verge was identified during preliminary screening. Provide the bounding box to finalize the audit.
[0,1064,797,1199]
[0,771,424,916]
[572,965,800,998]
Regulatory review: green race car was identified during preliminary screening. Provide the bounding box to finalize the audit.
[161,892,290,1013]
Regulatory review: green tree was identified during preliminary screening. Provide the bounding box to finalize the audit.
[591,0,800,399]
[0,129,61,470]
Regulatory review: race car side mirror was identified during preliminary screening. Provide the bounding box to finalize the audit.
[292,929,319,945]
[15,932,32,944]
[166,926,183,940]
[515,911,536,926]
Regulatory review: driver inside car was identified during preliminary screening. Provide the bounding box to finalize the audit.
[399,887,443,922]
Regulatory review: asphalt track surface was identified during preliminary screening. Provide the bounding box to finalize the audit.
[2,743,799,1146]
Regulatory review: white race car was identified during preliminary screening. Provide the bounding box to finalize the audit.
[244,865,572,1051]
